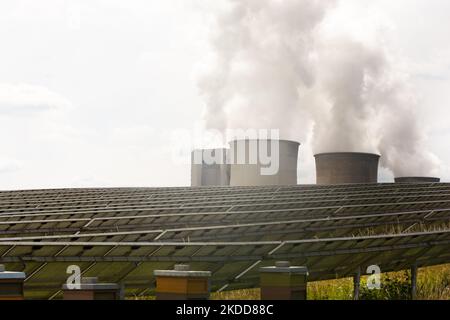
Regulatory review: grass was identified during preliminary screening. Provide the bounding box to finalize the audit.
[212,288,261,300]
[353,222,450,238]
[308,277,354,300]
[416,264,450,300]
[211,264,450,300]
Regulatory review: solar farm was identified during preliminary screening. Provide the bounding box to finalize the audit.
[0,182,449,299]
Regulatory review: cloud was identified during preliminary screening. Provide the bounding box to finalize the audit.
[0,83,71,116]
[0,158,21,174]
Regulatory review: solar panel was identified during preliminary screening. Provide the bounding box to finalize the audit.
[1,201,449,238]
[1,183,449,216]
[0,183,449,299]
[0,208,449,241]
[0,230,449,299]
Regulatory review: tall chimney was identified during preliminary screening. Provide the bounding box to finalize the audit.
[314,152,380,185]
[229,139,300,186]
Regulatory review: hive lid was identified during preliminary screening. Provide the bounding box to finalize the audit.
[260,262,308,274]
[154,265,211,278]
[0,264,26,280]
[62,276,121,290]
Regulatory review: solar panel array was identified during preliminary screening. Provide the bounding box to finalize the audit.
[0,183,449,299]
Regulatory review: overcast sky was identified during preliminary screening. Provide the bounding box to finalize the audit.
[0,0,449,190]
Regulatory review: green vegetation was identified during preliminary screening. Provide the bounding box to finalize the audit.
[212,288,261,300]
[416,264,450,300]
[359,271,412,300]
[308,277,353,300]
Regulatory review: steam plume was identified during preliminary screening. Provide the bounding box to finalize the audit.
[198,0,440,177]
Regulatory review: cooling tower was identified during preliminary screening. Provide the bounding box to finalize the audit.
[191,149,230,186]
[229,139,300,186]
[395,177,440,183]
[314,152,380,185]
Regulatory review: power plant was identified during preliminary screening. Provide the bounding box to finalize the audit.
[191,142,444,187]
[229,139,300,186]
[395,177,441,183]
[191,149,230,187]
[314,152,380,185]
[192,139,300,187]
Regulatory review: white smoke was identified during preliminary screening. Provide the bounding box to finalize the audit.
[311,36,440,177]
[198,0,440,178]
[198,0,336,140]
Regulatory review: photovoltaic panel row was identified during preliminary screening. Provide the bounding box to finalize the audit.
[1,197,450,238]
[3,188,450,216]
[2,187,450,223]
[0,207,449,241]
[1,183,442,200]
[2,185,450,216]
[0,229,449,299]
[1,184,449,215]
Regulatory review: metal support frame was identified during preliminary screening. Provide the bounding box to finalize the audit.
[216,242,286,293]
[353,267,361,300]
[411,263,418,300]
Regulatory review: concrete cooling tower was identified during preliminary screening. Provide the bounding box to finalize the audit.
[229,139,300,186]
[191,149,230,187]
[314,152,380,185]
[395,177,441,183]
